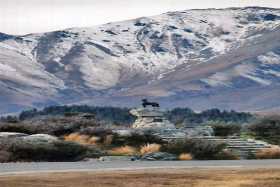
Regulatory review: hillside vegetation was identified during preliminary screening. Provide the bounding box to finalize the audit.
[0,105,279,162]
[5,105,253,126]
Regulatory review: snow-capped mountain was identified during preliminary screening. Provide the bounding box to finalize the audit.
[1,7,280,114]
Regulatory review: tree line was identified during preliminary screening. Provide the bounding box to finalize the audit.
[6,105,254,126]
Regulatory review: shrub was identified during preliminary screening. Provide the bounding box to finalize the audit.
[0,136,102,162]
[111,132,163,147]
[18,105,252,125]
[248,116,280,145]
[109,146,137,156]
[1,116,19,123]
[190,139,227,160]
[255,146,280,159]
[11,115,102,137]
[85,145,105,158]
[0,123,33,134]
[9,141,89,162]
[166,108,252,125]
[0,150,12,163]
[161,139,193,155]
[79,127,113,136]
[178,153,192,160]
[79,127,113,144]
[140,144,161,155]
[211,123,241,137]
[19,105,135,125]
[161,139,228,160]
[213,149,240,160]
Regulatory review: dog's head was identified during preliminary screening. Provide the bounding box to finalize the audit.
[142,99,148,103]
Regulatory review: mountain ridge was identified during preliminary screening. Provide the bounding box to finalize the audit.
[0,7,280,114]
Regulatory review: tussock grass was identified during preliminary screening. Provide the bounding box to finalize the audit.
[64,133,100,145]
[255,146,280,159]
[109,146,137,156]
[140,143,161,155]
[178,153,192,160]
[103,135,113,146]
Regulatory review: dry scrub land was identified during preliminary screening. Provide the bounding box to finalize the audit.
[1,169,280,187]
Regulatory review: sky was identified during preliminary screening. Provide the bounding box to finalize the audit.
[0,0,280,35]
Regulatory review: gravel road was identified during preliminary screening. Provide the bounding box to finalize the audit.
[1,159,280,175]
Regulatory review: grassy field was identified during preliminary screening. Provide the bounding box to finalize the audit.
[1,169,280,187]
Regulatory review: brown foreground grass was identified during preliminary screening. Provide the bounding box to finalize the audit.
[1,169,280,187]
[255,146,280,159]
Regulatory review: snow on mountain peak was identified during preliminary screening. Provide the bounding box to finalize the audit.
[1,7,280,113]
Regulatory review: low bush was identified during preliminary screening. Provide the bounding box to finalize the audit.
[188,139,227,160]
[79,127,113,137]
[0,150,12,163]
[161,139,234,160]
[210,123,241,137]
[248,116,280,145]
[213,149,240,160]
[25,116,97,136]
[1,115,102,137]
[9,141,89,162]
[79,127,113,144]
[140,144,161,155]
[111,132,163,147]
[0,123,33,134]
[255,147,280,159]
[161,139,193,155]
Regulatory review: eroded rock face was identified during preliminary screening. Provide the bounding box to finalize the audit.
[130,107,175,129]
[152,129,187,139]
[21,134,58,144]
[0,132,28,138]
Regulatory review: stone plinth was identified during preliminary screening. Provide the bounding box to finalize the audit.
[130,107,175,129]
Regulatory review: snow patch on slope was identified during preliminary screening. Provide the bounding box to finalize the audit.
[258,52,280,64]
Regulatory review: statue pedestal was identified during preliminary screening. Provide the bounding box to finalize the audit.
[130,107,175,129]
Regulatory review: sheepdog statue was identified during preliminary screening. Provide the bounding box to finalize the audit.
[142,99,160,108]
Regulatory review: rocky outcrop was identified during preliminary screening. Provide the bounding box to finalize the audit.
[0,132,28,138]
[21,134,58,144]
[130,107,175,129]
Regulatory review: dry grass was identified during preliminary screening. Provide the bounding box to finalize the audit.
[1,169,280,187]
[103,135,113,146]
[87,136,100,145]
[178,153,192,160]
[109,146,138,156]
[255,146,280,159]
[140,143,161,155]
[64,133,100,145]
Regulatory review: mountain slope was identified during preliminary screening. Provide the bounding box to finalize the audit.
[0,7,280,114]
